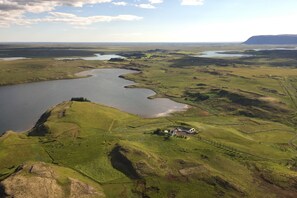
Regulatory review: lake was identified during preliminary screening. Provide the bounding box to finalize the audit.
[55,54,125,61]
[196,51,250,58]
[197,48,297,58]
[0,57,30,61]
[0,69,188,134]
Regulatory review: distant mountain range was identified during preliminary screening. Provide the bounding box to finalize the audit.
[244,34,297,45]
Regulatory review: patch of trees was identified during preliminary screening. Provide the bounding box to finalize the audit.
[153,128,162,135]
[70,97,90,102]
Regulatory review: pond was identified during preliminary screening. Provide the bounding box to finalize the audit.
[55,54,125,61]
[196,51,250,58]
[0,69,188,134]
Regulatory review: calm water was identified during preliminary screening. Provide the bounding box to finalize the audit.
[55,54,125,61]
[0,57,30,61]
[196,51,250,58]
[0,69,187,134]
[197,48,297,58]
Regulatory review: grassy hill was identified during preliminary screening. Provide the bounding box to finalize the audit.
[1,101,297,197]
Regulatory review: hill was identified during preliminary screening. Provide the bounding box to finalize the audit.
[1,45,297,197]
[1,101,297,197]
[244,35,297,45]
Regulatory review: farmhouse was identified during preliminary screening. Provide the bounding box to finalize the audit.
[153,127,198,138]
[169,127,197,136]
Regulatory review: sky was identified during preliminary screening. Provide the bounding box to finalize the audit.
[0,0,297,42]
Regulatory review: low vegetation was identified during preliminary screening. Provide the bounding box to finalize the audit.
[1,44,297,197]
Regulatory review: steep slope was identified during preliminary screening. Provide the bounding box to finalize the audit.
[244,34,297,45]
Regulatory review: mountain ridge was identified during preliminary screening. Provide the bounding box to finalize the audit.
[244,34,297,45]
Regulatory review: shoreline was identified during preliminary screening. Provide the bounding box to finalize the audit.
[74,68,190,118]
[0,68,190,135]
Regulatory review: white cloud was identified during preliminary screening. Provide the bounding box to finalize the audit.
[0,0,112,13]
[136,4,156,9]
[0,0,143,27]
[112,1,128,6]
[0,11,142,28]
[181,0,204,6]
[149,0,163,4]
[32,12,142,26]
[0,10,32,27]
[134,0,164,9]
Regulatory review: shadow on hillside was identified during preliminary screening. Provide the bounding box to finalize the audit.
[109,145,141,180]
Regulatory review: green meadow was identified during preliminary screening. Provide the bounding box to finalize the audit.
[1,44,297,197]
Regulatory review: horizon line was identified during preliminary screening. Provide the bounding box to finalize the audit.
[0,41,243,44]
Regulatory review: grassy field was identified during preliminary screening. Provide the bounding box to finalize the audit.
[0,58,129,85]
[1,44,297,197]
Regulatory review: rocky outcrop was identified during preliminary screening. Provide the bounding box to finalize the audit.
[69,178,100,198]
[0,162,104,198]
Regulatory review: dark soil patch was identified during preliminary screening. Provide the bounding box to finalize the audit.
[0,184,7,198]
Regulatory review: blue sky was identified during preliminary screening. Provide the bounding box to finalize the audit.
[0,0,296,42]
